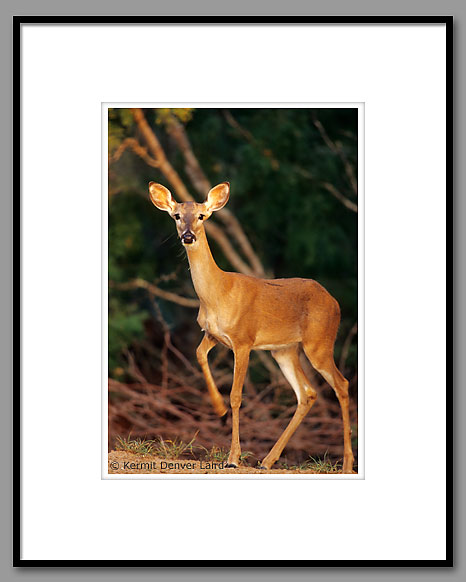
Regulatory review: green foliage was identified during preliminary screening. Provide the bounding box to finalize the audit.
[154,107,195,126]
[109,192,161,282]
[108,298,147,374]
[108,193,156,374]
[108,108,134,155]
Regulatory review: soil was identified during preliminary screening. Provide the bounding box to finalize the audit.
[108,450,348,475]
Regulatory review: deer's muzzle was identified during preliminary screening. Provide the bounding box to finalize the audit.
[181,231,196,245]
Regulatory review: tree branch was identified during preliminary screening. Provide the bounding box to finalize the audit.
[339,322,358,374]
[223,110,280,170]
[312,116,358,197]
[322,182,358,213]
[109,137,160,168]
[111,278,200,308]
[287,164,358,214]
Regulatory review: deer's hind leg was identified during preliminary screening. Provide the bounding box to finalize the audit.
[303,342,354,474]
[196,333,228,418]
[259,345,317,470]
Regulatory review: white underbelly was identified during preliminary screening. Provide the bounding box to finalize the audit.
[253,343,299,351]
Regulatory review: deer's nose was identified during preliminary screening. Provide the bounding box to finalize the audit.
[181,231,196,245]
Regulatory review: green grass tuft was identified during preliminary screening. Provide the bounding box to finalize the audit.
[115,435,156,456]
[282,452,342,473]
[152,433,199,460]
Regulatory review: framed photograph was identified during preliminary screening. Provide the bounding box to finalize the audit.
[105,103,362,481]
[15,16,452,565]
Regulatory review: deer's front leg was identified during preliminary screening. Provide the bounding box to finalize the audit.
[226,346,251,468]
[196,333,227,417]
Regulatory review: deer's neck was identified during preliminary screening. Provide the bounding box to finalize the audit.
[185,228,224,303]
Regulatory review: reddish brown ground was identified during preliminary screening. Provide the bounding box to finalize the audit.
[108,450,353,475]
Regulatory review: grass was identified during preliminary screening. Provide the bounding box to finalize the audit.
[115,435,156,456]
[115,432,200,459]
[153,433,199,459]
[281,452,342,473]
[115,434,255,465]
[114,436,349,473]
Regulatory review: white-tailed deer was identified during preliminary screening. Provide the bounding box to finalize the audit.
[149,181,354,473]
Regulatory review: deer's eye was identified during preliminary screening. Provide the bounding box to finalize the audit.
[174,213,180,220]
[198,214,205,220]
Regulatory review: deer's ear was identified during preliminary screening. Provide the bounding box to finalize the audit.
[205,182,230,212]
[149,182,177,212]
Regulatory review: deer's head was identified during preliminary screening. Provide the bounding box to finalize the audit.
[149,182,230,247]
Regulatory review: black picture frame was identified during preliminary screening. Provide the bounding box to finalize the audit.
[13,14,453,568]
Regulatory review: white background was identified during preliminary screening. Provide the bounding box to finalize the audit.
[21,24,446,561]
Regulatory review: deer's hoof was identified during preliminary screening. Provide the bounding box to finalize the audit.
[258,465,268,470]
[225,463,237,469]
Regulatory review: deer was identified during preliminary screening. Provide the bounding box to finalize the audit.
[149,181,354,473]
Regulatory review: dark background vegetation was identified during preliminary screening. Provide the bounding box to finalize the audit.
[108,107,358,467]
